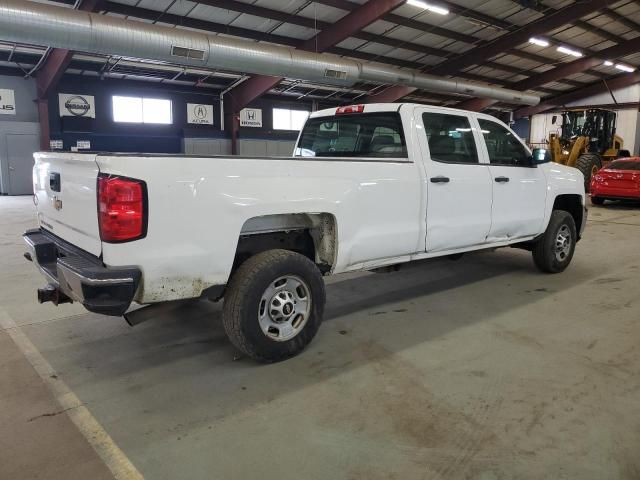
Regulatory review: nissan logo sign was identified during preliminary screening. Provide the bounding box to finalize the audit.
[64,96,91,117]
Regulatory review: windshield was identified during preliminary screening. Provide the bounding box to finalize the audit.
[295,112,407,158]
[562,112,587,138]
[607,160,640,171]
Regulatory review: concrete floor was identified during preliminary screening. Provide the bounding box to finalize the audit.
[1,195,639,480]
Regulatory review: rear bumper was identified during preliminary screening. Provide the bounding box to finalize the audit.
[23,229,141,316]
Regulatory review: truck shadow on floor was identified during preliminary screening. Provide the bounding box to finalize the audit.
[23,247,608,420]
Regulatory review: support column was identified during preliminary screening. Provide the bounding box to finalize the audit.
[37,99,50,151]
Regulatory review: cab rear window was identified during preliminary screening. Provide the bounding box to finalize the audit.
[295,113,407,158]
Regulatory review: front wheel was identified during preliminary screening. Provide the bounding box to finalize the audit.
[532,210,577,273]
[223,249,326,363]
[591,196,605,206]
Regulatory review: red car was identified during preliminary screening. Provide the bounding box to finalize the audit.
[590,157,640,205]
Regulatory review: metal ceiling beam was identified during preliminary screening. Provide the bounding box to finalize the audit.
[515,0,632,43]
[595,7,640,33]
[221,0,406,154]
[317,0,515,33]
[54,1,583,99]
[200,0,477,45]
[365,0,614,103]
[35,0,104,150]
[197,0,598,79]
[105,0,591,93]
[63,0,589,102]
[317,0,615,72]
[36,0,104,98]
[93,3,444,74]
[315,0,616,79]
[515,72,640,119]
[457,36,640,112]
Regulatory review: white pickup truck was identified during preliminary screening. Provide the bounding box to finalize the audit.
[25,103,586,362]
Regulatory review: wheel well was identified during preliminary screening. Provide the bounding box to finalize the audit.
[233,213,337,274]
[553,194,583,235]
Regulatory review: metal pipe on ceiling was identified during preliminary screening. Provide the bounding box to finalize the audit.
[0,0,540,106]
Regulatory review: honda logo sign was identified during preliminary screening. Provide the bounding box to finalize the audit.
[240,108,262,128]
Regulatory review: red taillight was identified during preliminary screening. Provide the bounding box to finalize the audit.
[98,175,146,242]
[336,104,364,115]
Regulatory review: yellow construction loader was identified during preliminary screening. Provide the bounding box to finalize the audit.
[548,108,630,192]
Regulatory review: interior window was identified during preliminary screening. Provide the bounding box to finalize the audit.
[112,96,172,124]
[478,119,530,166]
[273,108,310,131]
[422,112,478,164]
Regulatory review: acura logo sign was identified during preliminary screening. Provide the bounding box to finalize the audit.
[187,103,213,124]
[194,104,208,119]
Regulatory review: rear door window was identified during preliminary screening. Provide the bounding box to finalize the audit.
[422,112,479,164]
[295,112,407,158]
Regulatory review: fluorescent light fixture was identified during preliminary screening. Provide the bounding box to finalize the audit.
[529,37,549,47]
[406,0,449,15]
[604,60,614,66]
[615,63,636,72]
[557,46,583,57]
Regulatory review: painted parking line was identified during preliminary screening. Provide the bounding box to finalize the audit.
[0,307,143,480]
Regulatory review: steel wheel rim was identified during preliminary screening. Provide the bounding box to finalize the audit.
[555,224,572,262]
[258,275,312,342]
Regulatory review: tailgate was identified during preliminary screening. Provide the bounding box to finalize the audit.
[33,152,102,256]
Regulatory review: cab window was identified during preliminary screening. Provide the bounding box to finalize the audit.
[422,112,479,164]
[478,119,530,167]
[296,113,407,158]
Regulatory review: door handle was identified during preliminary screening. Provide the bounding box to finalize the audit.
[9,166,15,171]
[495,176,510,183]
[430,176,450,183]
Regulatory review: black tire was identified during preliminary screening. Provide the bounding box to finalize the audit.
[532,210,577,274]
[575,153,602,193]
[618,150,631,159]
[591,196,605,206]
[223,249,325,363]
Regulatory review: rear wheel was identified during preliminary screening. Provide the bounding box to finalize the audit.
[591,196,605,206]
[575,153,602,193]
[223,249,325,363]
[532,210,577,274]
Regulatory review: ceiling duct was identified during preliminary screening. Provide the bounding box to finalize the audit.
[0,0,540,106]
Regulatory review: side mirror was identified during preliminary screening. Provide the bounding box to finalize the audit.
[531,148,552,165]
[552,115,557,125]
